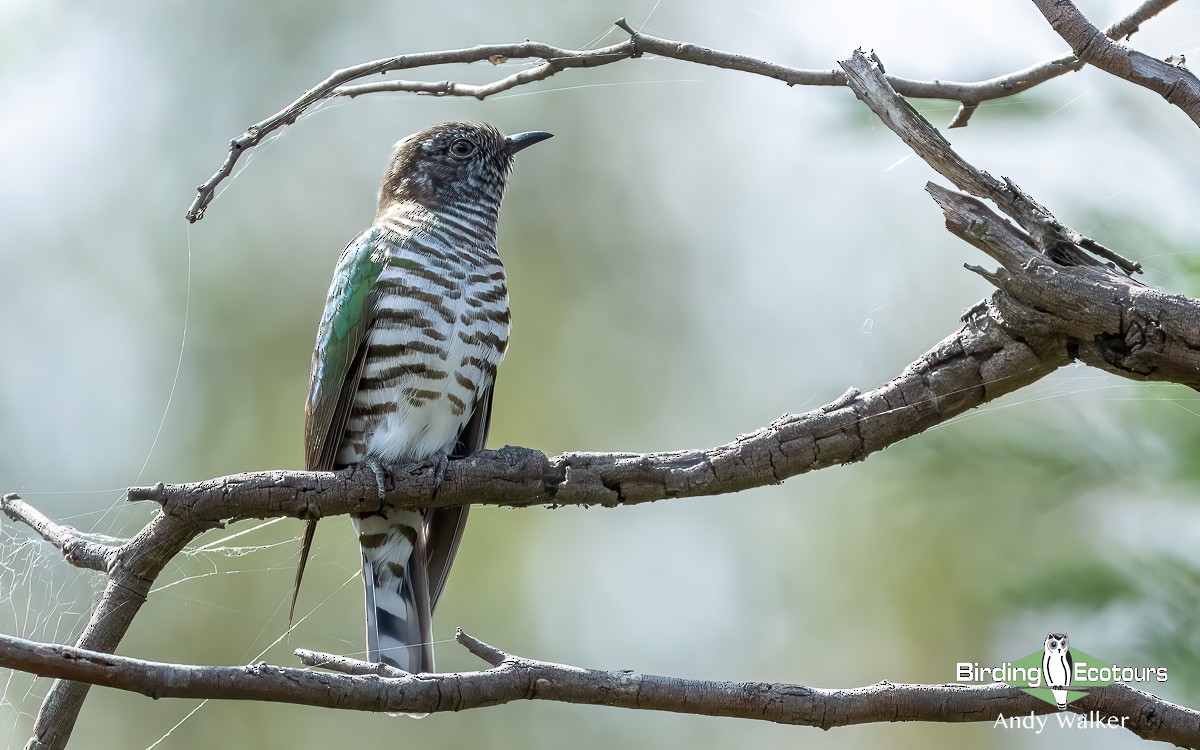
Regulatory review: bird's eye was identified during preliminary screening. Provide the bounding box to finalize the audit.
[449,139,476,159]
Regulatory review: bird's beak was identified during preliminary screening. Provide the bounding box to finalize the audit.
[506,131,554,155]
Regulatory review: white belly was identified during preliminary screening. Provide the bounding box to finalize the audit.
[365,370,472,462]
[335,226,509,468]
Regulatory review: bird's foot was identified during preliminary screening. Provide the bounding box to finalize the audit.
[427,450,449,500]
[363,456,389,501]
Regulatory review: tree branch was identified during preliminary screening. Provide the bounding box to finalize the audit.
[1,629,1196,746]
[122,303,1058,520]
[0,495,117,573]
[840,49,1143,275]
[0,255,1073,750]
[184,0,1180,222]
[1032,0,1200,126]
[930,186,1200,387]
[9,288,1063,745]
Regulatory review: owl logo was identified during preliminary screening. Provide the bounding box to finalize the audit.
[1042,633,1074,709]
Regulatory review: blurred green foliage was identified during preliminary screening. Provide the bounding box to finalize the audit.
[1,1,1198,749]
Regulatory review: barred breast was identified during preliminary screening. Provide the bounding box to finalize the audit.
[336,203,509,466]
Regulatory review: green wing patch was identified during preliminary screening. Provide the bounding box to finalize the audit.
[303,227,388,471]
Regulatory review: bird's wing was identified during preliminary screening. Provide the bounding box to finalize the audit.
[304,227,390,471]
[290,227,388,621]
[425,383,494,609]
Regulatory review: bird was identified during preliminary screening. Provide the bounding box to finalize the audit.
[291,121,552,673]
[1041,632,1073,709]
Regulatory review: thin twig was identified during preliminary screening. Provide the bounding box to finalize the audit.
[455,628,508,666]
[337,60,566,99]
[0,494,116,573]
[185,0,1180,222]
[184,40,633,223]
[294,649,408,678]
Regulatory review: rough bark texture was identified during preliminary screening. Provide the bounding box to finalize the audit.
[2,631,1198,748]
[123,305,1059,520]
[1033,0,1200,126]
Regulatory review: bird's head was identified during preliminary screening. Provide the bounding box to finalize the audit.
[378,121,552,214]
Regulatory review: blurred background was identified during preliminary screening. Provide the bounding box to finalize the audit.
[2,0,1199,748]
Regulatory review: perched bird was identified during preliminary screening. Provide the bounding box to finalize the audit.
[292,122,552,673]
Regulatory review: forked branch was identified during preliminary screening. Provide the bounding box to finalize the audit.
[1033,0,1200,126]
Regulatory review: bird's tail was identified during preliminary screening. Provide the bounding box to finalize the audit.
[357,513,435,674]
[288,519,318,625]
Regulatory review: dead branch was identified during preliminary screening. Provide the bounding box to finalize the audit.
[1,629,1197,747]
[184,0,1179,222]
[0,496,117,574]
[1032,0,1200,126]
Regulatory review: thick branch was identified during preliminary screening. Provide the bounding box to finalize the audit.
[1033,0,1200,126]
[929,185,1200,387]
[1,630,1196,746]
[125,303,1060,521]
[838,47,1200,387]
[185,0,1178,222]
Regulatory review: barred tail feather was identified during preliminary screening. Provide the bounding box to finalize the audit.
[362,557,432,720]
[362,553,434,674]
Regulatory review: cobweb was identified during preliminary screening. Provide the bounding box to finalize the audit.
[0,506,117,747]
[0,503,338,747]
[0,95,369,749]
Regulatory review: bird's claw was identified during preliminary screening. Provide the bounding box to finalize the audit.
[429,450,449,499]
[364,457,388,501]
